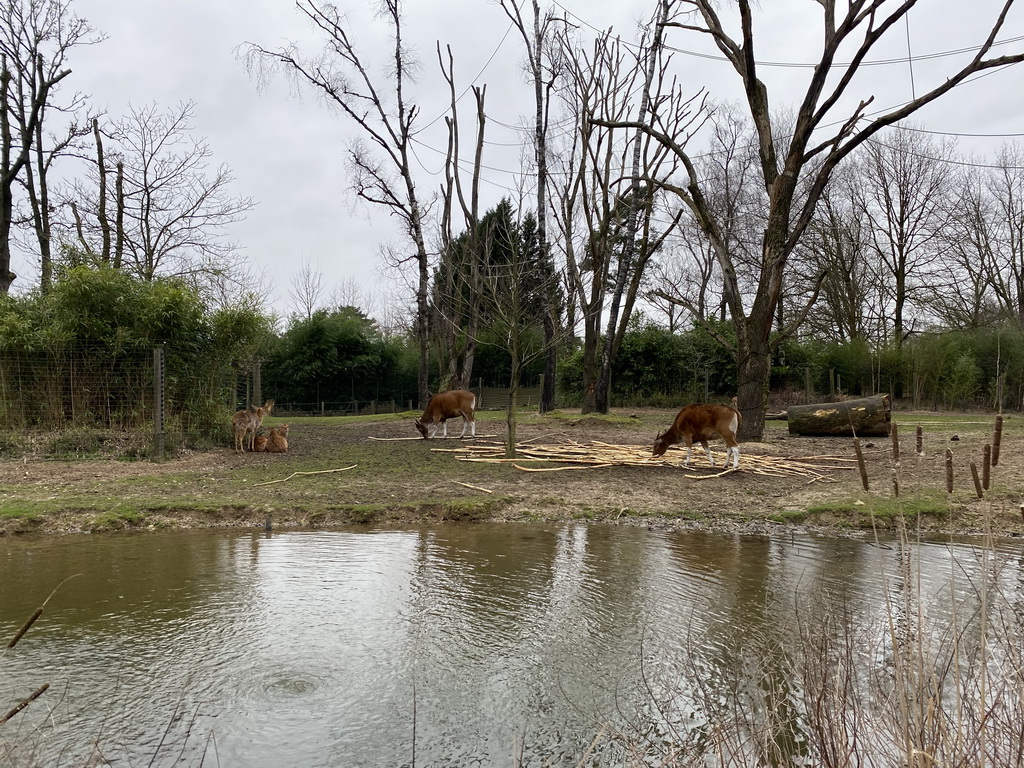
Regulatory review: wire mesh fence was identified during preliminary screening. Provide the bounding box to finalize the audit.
[0,345,241,460]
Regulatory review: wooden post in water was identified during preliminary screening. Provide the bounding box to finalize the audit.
[853,438,869,491]
[970,463,984,499]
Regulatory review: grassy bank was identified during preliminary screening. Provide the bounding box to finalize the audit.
[1,408,1023,537]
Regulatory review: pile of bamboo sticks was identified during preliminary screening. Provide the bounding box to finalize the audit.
[432,440,856,481]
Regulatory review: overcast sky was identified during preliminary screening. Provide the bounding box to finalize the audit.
[21,0,1024,320]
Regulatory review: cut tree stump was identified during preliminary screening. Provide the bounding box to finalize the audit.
[786,394,891,437]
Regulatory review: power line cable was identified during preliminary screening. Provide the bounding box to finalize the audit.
[549,0,1024,69]
[413,20,517,136]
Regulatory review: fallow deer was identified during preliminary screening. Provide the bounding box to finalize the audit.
[232,399,274,453]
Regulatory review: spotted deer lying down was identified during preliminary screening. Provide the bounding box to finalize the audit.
[265,423,290,453]
[414,389,476,439]
[652,402,742,468]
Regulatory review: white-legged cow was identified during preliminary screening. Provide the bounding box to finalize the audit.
[414,389,477,439]
[652,402,741,468]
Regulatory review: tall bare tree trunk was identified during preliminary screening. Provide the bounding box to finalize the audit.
[595,1,666,413]
[94,119,111,263]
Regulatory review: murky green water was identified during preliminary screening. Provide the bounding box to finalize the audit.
[1,525,1021,767]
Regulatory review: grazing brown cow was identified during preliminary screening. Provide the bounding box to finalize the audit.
[652,403,741,468]
[414,390,476,439]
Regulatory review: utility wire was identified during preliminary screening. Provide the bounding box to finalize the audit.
[549,0,1024,69]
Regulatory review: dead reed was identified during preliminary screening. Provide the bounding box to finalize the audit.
[581,506,1024,767]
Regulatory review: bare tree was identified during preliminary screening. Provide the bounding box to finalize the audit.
[594,0,699,414]
[0,0,96,293]
[242,0,433,406]
[796,166,880,343]
[289,258,325,320]
[433,44,487,391]
[552,13,699,413]
[981,143,1024,330]
[550,31,637,413]
[925,165,995,328]
[500,0,563,413]
[478,204,559,456]
[593,0,1024,440]
[648,106,763,331]
[62,101,254,293]
[646,220,719,331]
[859,127,956,348]
[330,274,365,310]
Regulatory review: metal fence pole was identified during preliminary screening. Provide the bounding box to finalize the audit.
[153,347,165,461]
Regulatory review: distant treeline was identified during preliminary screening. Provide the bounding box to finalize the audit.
[2,268,1021,445]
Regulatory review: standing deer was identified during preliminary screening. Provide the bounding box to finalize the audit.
[414,390,476,439]
[652,402,742,468]
[232,400,274,453]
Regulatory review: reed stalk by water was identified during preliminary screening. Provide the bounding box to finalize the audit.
[588,506,1024,767]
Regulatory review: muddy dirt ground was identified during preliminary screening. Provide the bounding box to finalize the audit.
[2,409,1023,537]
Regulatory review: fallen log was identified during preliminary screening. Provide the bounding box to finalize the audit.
[787,394,891,437]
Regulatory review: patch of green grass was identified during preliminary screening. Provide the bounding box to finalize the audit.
[0,505,44,521]
[90,508,148,531]
[345,504,384,525]
[804,491,950,527]
[433,498,497,522]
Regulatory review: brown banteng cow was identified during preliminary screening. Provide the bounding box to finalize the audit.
[414,389,477,439]
[652,402,741,468]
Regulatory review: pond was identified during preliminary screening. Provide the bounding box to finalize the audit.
[1,524,1022,767]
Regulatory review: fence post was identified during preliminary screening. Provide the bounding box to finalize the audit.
[153,347,165,461]
[253,361,262,407]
